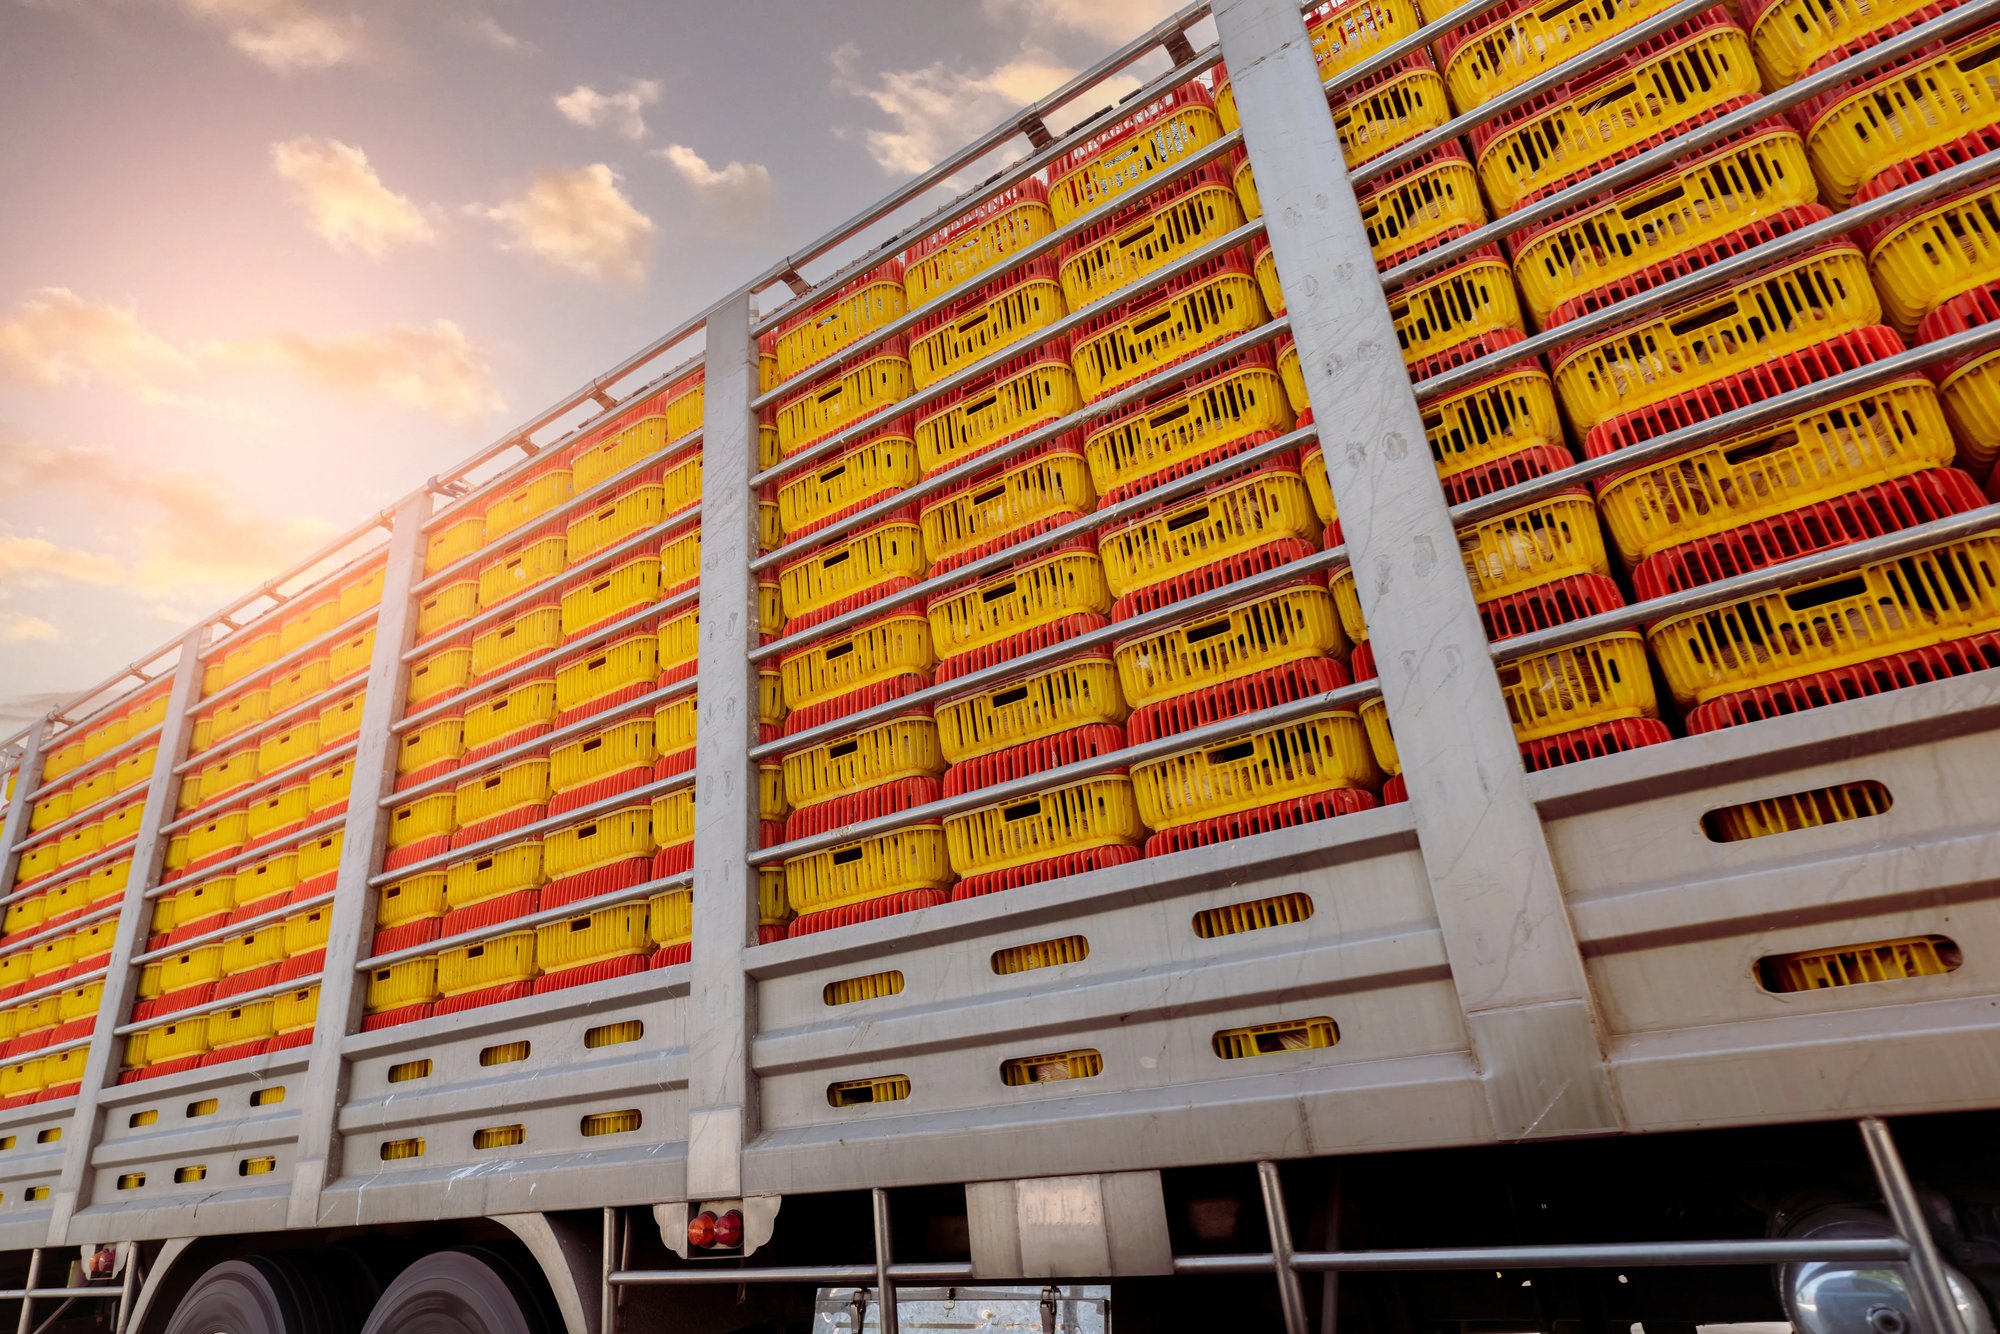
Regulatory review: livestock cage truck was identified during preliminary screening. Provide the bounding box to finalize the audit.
[4,0,2000,1328]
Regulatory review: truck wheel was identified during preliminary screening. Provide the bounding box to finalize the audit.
[358,1247,551,1334]
[164,1255,367,1334]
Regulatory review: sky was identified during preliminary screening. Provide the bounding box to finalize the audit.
[0,0,1201,726]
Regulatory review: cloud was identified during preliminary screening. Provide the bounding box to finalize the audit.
[0,288,503,424]
[833,43,1111,176]
[555,79,661,140]
[473,165,654,284]
[272,137,439,257]
[0,533,125,589]
[657,144,773,222]
[177,0,367,71]
[209,320,505,424]
[0,615,62,644]
[981,0,1184,41]
[466,13,532,53]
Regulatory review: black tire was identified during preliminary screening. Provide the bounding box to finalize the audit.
[165,1254,371,1334]
[358,1247,552,1334]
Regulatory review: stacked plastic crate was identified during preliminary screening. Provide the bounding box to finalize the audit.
[118,563,382,1081]
[0,687,170,1104]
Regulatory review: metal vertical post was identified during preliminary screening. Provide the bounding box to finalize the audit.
[0,723,48,899]
[113,1243,139,1334]
[600,1207,618,1334]
[1212,0,1621,1139]
[687,294,760,1202]
[285,492,433,1228]
[44,630,206,1244]
[12,1250,39,1334]
[1860,1118,1971,1334]
[1257,1162,1308,1334]
[872,1188,899,1334]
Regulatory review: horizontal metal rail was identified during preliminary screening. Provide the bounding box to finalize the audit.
[1171,1236,1915,1274]
[611,1262,977,1287]
[0,836,142,911]
[753,210,1266,498]
[1410,145,2000,403]
[131,889,337,967]
[193,601,381,717]
[22,723,164,805]
[0,903,121,964]
[0,1289,122,1302]
[11,754,165,856]
[402,506,702,663]
[413,431,705,596]
[172,671,367,779]
[353,870,693,972]
[385,678,698,806]
[0,964,110,1016]
[365,769,696,886]
[162,740,361,839]
[393,585,702,735]
[111,967,322,1036]
[147,814,346,901]
[1379,0,2000,294]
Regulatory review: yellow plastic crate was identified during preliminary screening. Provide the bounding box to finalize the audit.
[779,613,935,716]
[1114,583,1346,710]
[484,468,574,543]
[1329,63,1452,173]
[425,510,486,577]
[1444,0,1683,111]
[208,690,271,748]
[415,581,480,641]
[40,737,87,783]
[560,557,662,637]
[56,979,103,1024]
[778,432,923,541]
[1216,0,1427,129]
[537,902,652,972]
[193,749,260,808]
[296,830,344,884]
[70,767,115,813]
[543,805,655,879]
[784,826,953,916]
[1302,445,1338,527]
[2,888,47,934]
[927,548,1113,664]
[567,482,665,564]
[909,267,1068,391]
[84,859,130,907]
[1868,180,2000,337]
[1649,534,2000,706]
[453,758,551,830]
[256,721,321,776]
[111,743,159,795]
[1939,351,2000,480]
[364,957,439,1013]
[1131,711,1380,831]
[655,694,697,760]
[244,784,309,846]
[0,1058,44,1098]
[945,775,1145,877]
[396,713,464,778]
[337,565,387,621]
[15,842,58,886]
[220,926,286,977]
[1498,632,1659,741]
[213,632,281,695]
[272,985,318,1035]
[81,713,129,762]
[142,1018,214,1065]
[774,351,915,458]
[327,627,377,682]
[1751,0,1939,86]
[185,809,248,867]
[661,522,702,590]
[649,785,695,855]
[235,853,298,912]
[1479,23,1761,213]
[1071,263,1267,403]
[1805,27,2000,207]
[266,657,332,715]
[406,641,473,708]
[472,606,564,679]
[306,759,354,817]
[159,944,225,994]
[461,679,558,755]
[778,521,928,627]
[207,999,276,1050]
[657,607,699,679]
[160,876,234,933]
[445,842,545,910]
[1552,244,1882,435]
[282,906,330,958]
[554,632,659,716]
[436,931,538,996]
[1597,377,1957,565]
[1254,243,1285,319]
[904,187,1055,307]
[782,716,944,811]
[317,691,368,747]
[385,793,457,850]
[376,871,448,928]
[549,719,656,796]
[1424,367,1567,483]
[919,450,1095,568]
[912,353,1083,476]
[27,788,72,833]
[772,265,907,383]
[647,886,693,948]
[1460,492,1610,603]
[1360,151,1488,270]
[1099,468,1320,602]
[570,407,700,495]
[27,934,75,979]
[1512,129,1818,328]
[1390,256,1523,369]
[477,534,569,607]
[1047,85,1225,225]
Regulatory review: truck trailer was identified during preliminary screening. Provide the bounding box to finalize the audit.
[3,0,2000,1328]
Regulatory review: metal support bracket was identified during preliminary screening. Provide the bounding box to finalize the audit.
[1211,0,1622,1140]
[686,293,761,1200]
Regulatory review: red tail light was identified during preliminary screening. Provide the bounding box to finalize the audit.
[687,1210,719,1249]
[714,1208,745,1249]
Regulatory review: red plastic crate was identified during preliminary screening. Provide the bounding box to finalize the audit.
[941,725,1128,799]
[278,949,324,982]
[931,509,1086,579]
[782,675,935,737]
[371,920,443,955]
[1110,539,1320,623]
[1126,658,1350,745]
[1144,786,1380,857]
[652,943,692,969]
[433,981,536,1015]
[382,837,452,873]
[361,1003,433,1031]
[542,860,652,911]
[1479,574,1627,643]
[201,1040,269,1067]
[452,806,549,849]
[786,888,951,938]
[133,984,213,1023]
[1440,444,1578,506]
[1350,639,1377,681]
[532,955,651,995]
[1544,204,1835,330]
[1361,143,1486,271]
[1583,327,1908,459]
[1520,717,1675,770]
[213,965,280,999]
[951,846,1145,901]
[1408,328,1533,386]
[547,769,652,818]
[1688,630,2000,732]
[1631,468,1987,599]
[440,891,538,938]
[934,614,1115,683]
[785,777,944,841]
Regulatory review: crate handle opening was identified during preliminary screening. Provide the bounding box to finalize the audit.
[993,685,1030,707]
[972,484,1006,506]
[826,642,854,661]
[829,739,858,759]
[1210,741,1257,763]
[1784,575,1869,610]
[823,549,850,568]
[832,846,865,865]
[964,392,1000,416]
[1186,618,1229,644]
[981,580,1019,603]
[1147,402,1193,429]
[818,462,848,483]
[1166,505,1212,532]
[1668,299,1740,338]
[1619,181,1689,221]
[1130,308,1177,337]
[1002,800,1042,822]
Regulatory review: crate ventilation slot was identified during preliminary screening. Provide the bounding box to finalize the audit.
[990,935,1090,975]
[474,1125,526,1150]
[585,1020,643,1048]
[1759,936,1960,993]
[480,1041,531,1067]
[827,1074,911,1107]
[1001,1049,1104,1085]
[823,971,905,1006]
[1212,1017,1339,1059]
[380,1137,426,1161]
[389,1059,433,1084]
[582,1109,643,1137]
[1193,892,1315,938]
[1703,780,1892,842]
